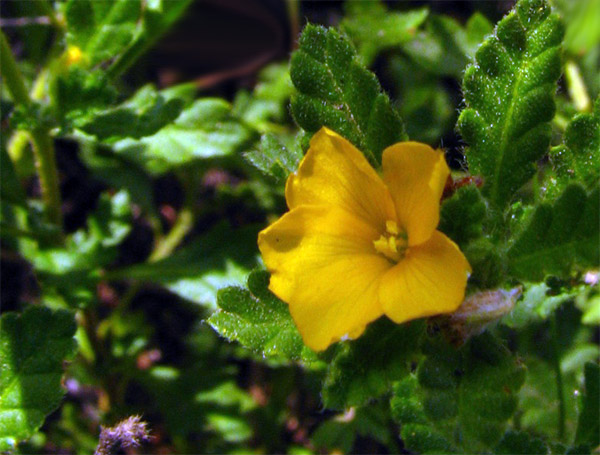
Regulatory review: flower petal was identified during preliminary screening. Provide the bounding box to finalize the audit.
[382,142,449,246]
[258,205,391,351]
[286,127,395,232]
[380,231,471,323]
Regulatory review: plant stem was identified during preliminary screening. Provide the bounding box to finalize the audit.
[1,29,63,233]
[0,31,30,106]
[30,127,63,228]
[33,0,63,32]
[286,0,300,50]
[565,60,591,112]
[551,313,566,440]
[148,206,193,262]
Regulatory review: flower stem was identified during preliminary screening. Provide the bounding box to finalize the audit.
[565,60,591,112]
[30,127,63,229]
[551,313,566,440]
[148,206,193,262]
[0,31,30,106]
[1,29,63,233]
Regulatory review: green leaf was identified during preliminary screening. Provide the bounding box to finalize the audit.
[322,319,424,410]
[105,0,194,79]
[78,139,156,214]
[547,102,600,199]
[575,362,600,446]
[207,270,317,363]
[494,430,548,454]
[141,362,248,446]
[1,145,25,206]
[63,0,192,76]
[112,99,257,175]
[232,63,294,132]
[64,0,142,65]
[552,0,600,56]
[111,223,261,310]
[77,84,184,140]
[290,24,407,165]
[53,67,117,125]
[244,134,302,182]
[392,332,526,452]
[341,1,428,66]
[387,55,454,143]
[197,381,258,443]
[312,404,397,453]
[502,282,584,328]
[439,185,487,249]
[403,13,493,79]
[517,355,580,440]
[19,191,132,307]
[507,184,600,281]
[390,376,456,454]
[457,0,564,208]
[0,306,77,451]
[576,286,600,325]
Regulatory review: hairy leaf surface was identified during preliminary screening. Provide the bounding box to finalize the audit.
[208,270,317,363]
[290,24,406,165]
[508,184,599,281]
[458,0,564,208]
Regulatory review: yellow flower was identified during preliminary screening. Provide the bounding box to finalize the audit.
[258,128,471,351]
[64,45,84,66]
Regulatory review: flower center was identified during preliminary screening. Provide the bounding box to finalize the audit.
[373,220,408,263]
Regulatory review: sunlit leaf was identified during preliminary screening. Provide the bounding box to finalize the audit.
[208,270,317,363]
[113,99,256,175]
[0,307,77,451]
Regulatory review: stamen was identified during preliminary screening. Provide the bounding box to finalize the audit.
[386,220,399,235]
[373,220,408,262]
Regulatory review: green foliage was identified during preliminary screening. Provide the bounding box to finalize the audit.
[208,270,317,363]
[64,0,143,65]
[0,307,77,451]
[233,63,294,132]
[18,191,131,307]
[391,333,526,453]
[548,101,600,198]
[403,13,493,79]
[494,430,548,454]
[142,363,256,450]
[53,68,117,127]
[341,1,428,66]
[112,99,256,175]
[2,0,599,452]
[312,404,397,453]
[112,223,261,310]
[391,376,456,454]
[63,0,191,73]
[439,185,487,249]
[508,184,600,281]
[552,0,600,56]
[1,145,25,206]
[517,355,580,441]
[458,0,564,208]
[575,362,599,447]
[244,134,303,182]
[503,282,585,328]
[290,24,407,165]
[387,55,454,143]
[76,84,184,140]
[322,319,424,410]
